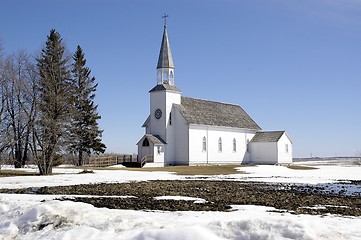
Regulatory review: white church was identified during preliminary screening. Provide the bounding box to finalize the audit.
[137,22,293,167]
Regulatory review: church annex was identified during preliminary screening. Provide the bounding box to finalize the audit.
[137,21,293,167]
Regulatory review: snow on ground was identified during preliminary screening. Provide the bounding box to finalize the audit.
[154,196,207,204]
[230,165,361,184]
[1,194,360,240]
[1,164,360,189]
[0,168,181,189]
[0,163,361,239]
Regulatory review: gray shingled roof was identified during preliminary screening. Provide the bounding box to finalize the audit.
[146,134,166,144]
[251,131,285,142]
[142,116,150,127]
[137,134,166,145]
[157,26,174,69]
[149,84,181,93]
[174,97,261,130]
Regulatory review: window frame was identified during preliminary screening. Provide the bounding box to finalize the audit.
[218,137,222,152]
[202,137,207,152]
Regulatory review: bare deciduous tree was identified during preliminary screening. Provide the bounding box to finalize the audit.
[0,50,37,168]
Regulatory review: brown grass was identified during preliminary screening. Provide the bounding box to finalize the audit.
[0,169,38,177]
[286,165,318,170]
[100,164,247,175]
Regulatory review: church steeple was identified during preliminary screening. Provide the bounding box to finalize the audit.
[157,15,175,85]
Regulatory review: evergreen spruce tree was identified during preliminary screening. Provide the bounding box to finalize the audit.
[69,45,106,166]
[35,29,71,175]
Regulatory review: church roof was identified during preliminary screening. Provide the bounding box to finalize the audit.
[157,26,174,69]
[149,84,181,93]
[137,134,166,145]
[250,131,285,142]
[142,116,150,127]
[174,97,261,130]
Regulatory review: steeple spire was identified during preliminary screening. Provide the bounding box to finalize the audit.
[156,15,175,85]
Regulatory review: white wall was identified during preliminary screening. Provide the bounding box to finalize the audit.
[153,145,165,164]
[173,106,189,165]
[188,125,256,165]
[164,91,181,165]
[149,91,167,140]
[249,142,278,164]
[149,89,181,165]
[277,134,293,163]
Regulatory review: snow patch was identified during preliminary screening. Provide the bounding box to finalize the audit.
[154,196,207,203]
[130,226,221,240]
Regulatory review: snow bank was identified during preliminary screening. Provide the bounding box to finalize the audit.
[229,165,361,184]
[0,169,182,189]
[0,195,360,240]
[1,164,360,190]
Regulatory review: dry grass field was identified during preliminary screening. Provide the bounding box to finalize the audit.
[0,170,38,177]
[81,164,247,175]
[286,165,318,170]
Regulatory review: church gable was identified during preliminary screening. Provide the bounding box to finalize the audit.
[137,134,166,146]
[174,97,261,130]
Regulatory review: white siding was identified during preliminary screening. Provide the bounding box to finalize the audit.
[277,134,293,163]
[164,92,181,165]
[153,145,165,164]
[149,91,167,140]
[188,125,256,165]
[250,132,293,164]
[149,89,181,166]
[173,106,189,165]
[250,142,278,164]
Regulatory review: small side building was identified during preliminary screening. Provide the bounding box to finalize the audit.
[249,131,293,164]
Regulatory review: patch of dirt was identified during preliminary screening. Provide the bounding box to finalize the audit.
[286,165,318,170]
[33,181,361,216]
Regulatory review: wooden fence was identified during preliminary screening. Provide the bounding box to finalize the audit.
[89,155,137,167]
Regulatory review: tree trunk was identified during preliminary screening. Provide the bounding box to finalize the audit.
[78,150,83,166]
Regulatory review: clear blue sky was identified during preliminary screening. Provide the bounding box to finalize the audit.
[1,0,361,158]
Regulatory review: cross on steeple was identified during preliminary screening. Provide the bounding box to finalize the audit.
[162,14,169,27]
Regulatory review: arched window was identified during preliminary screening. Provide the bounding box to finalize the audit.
[218,137,222,152]
[202,137,207,152]
[285,144,289,153]
[246,139,250,152]
[170,71,174,79]
[233,138,237,152]
[163,73,168,83]
[169,112,172,125]
[142,138,149,147]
